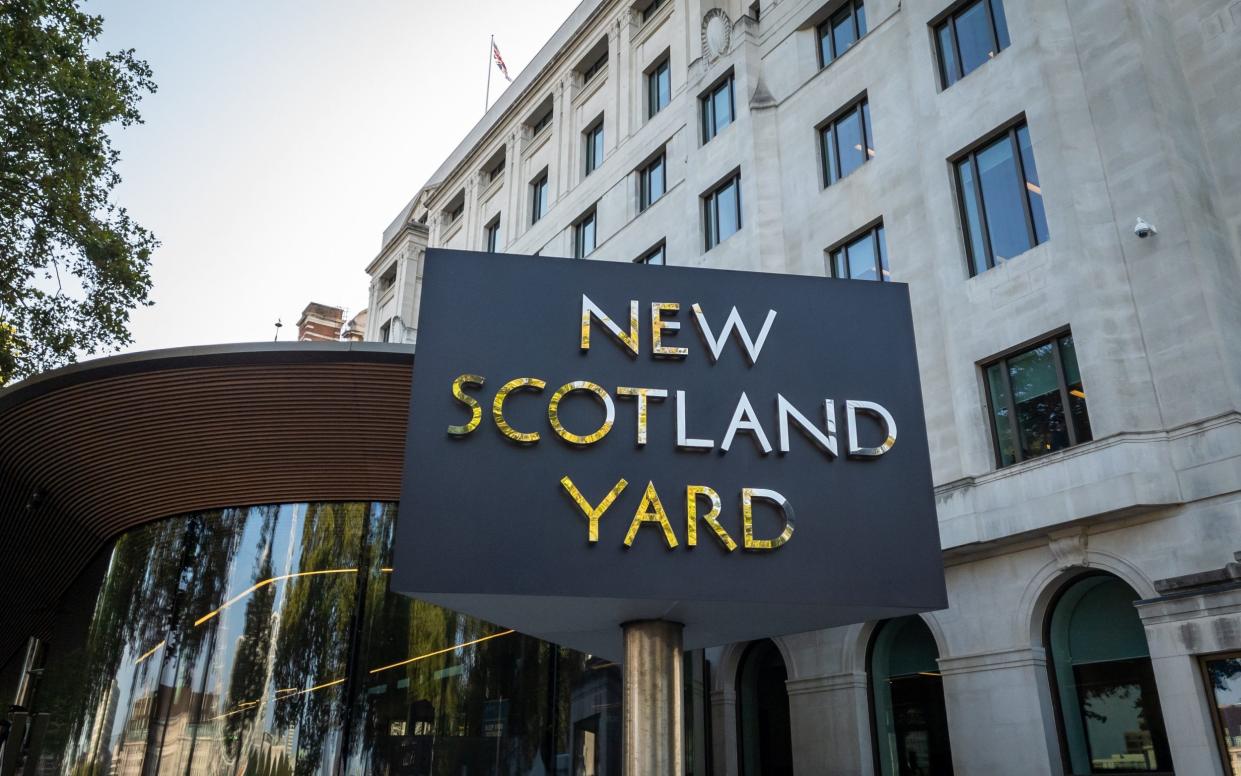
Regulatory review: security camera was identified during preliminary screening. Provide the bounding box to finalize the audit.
[1134,217,1157,238]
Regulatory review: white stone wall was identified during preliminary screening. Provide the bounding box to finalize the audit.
[365,0,1241,772]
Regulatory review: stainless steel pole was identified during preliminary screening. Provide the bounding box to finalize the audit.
[622,620,684,776]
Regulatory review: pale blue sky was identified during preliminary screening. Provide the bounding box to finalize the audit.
[89,0,579,351]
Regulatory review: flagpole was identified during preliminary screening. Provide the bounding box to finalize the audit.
[485,33,493,114]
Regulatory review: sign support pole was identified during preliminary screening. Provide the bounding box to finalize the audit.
[622,620,684,776]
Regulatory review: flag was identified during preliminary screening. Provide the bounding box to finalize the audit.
[492,40,511,82]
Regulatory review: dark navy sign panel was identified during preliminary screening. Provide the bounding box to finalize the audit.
[394,248,945,660]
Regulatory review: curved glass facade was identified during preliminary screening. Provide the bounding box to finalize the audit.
[32,503,622,775]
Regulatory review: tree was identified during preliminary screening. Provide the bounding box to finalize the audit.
[0,0,157,385]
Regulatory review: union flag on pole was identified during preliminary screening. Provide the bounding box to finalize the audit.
[492,40,511,82]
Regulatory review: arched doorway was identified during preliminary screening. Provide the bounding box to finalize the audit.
[1046,573,1173,774]
[737,639,794,776]
[869,616,955,775]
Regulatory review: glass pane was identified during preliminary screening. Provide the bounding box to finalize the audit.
[713,80,733,134]
[856,0,868,36]
[705,197,717,248]
[989,0,1011,50]
[890,676,954,776]
[846,231,877,281]
[651,156,665,203]
[658,65,671,110]
[701,97,713,141]
[831,7,857,59]
[986,362,1018,466]
[976,133,1034,263]
[954,0,996,78]
[835,107,864,179]
[717,178,740,242]
[647,245,666,265]
[1058,335,1092,444]
[830,249,846,278]
[877,225,889,280]
[1073,659,1169,772]
[1017,125,1049,244]
[818,24,832,65]
[862,101,875,160]
[937,23,959,87]
[821,126,838,185]
[1007,342,1070,460]
[584,215,596,255]
[956,159,990,274]
[1206,657,1241,776]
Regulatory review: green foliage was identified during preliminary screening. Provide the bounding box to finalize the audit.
[0,0,157,385]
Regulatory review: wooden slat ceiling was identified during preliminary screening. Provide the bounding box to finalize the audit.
[0,343,414,668]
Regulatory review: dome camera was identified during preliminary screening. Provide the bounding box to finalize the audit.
[1134,217,1157,238]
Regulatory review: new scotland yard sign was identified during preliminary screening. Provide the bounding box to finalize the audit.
[392,249,945,659]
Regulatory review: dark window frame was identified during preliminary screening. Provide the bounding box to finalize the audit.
[581,49,609,83]
[484,216,501,252]
[647,56,671,118]
[818,94,873,187]
[584,118,605,177]
[827,220,888,282]
[816,0,868,68]
[636,241,667,265]
[531,170,550,224]
[639,151,667,211]
[953,118,1046,276]
[980,328,1090,468]
[933,0,1010,88]
[574,207,598,259]
[640,0,666,24]
[530,106,553,135]
[703,172,742,251]
[700,73,736,144]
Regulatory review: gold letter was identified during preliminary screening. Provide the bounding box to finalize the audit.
[548,381,615,445]
[447,374,486,436]
[616,387,668,446]
[492,377,545,444]
[623,482,679,549]
[581,294,640,357]
[561,476,628,543]
[742,488,795,550]
[687,485,736,551]
[651,302,688,359]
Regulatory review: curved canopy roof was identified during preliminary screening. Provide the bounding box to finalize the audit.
[0,342,413,667]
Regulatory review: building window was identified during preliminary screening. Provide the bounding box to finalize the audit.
[869,616,955,776]
[749,1,761,22]
[574,209,597,258]
[648,57,671,118]
[378,263,397,293]
[737,640,794,776]
[379,320,392,343]
[1204,654,1241,776]
[637,242,666,265]
[704,174,741,250]
[485,154,506,184]
[447,202,464,224]
[484,216,501,252]
[820,97,874,186]
[1047,574,1173,775]
[530,106,553,135]
[582,50,608,83]
[639,153,666,211]
[531,171,549,224]
[701,75,735,143]
[935,0,1010,88]
[983,331,1091,468]
[955,121,1048,275]
[640,0,665,24]
[829,222,888,281]
[817,0,868,67]
[584,120,604,177]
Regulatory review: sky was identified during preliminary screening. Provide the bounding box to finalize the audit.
[89,0,580,352]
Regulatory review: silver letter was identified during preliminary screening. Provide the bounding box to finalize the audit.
[676,390,714,451]
[690,304,777,365]
[846,400,897,458]
[720,392,772,454]
[581,294,639,357]
[776,395,837,457]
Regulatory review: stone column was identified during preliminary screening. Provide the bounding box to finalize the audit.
[937,647,1062,776]
[786,672,874,776]
[709,686,739,776]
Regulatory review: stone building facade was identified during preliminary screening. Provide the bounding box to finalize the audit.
[363,0,1241,773]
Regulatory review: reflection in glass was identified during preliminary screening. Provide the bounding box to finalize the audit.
[1047,575,1173,774]
[1007,342,1069,459]
[936,0,1011,87]
[829,224,887,282]
[817,0,866,66]
[701,77,734,142]
[34,502,629,776]
[956,123,1049,274]
[1206,656,1241,776]
[870,616,954,776]
[975,134,1029,263]
[986,362,1018,467]
[820,99,872,187]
